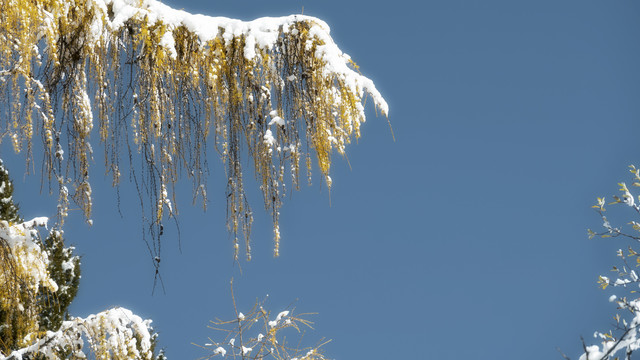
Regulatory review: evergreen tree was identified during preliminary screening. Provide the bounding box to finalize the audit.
[0,161,80,339]
[37,231,80,333]
[0,162,163,359]
[0,161,81,355]
[0,160,21,224]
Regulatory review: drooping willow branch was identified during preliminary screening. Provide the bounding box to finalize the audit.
[0,0,388,260]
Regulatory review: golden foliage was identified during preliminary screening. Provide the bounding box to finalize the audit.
[0,238,40,354]
[0,0,388,259]
[0,222,56,354]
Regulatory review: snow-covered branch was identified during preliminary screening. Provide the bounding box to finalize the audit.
[577,165,640,360]
[2,307,161,360]
[0,0,388,259]
[198,297,329,360]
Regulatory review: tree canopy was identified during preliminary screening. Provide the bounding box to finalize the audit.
[0,0,388,260]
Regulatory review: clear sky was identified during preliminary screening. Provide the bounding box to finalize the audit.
[3,0,640,359]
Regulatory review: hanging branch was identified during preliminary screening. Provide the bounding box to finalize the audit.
[0,0,388,260]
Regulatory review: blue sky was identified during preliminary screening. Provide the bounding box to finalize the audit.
[4,0,640,359]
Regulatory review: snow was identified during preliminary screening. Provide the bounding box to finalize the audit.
[88,0,388,115]
[264,129,277,147]
[61,253,76,272]
[615,278,631,286]
[578,343,608,360]
[580,296,640,360]
[23,217,48,229]
[0,216,159,359]
[269,116,285,127]
[0,218,58,293]
[5,307,157,359]
[269,310,289,328]
[276,310,289,321]
[55,144,64,160]
[159,30,177,59]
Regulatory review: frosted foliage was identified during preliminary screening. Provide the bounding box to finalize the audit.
[0,218,56,357]
[0,218,57,294]
[201,301,328,360]
[579,299,640,360]
[3,307,157,360]
[0,0,388,259]
[0,215,157,359]
[579,166,640,359]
